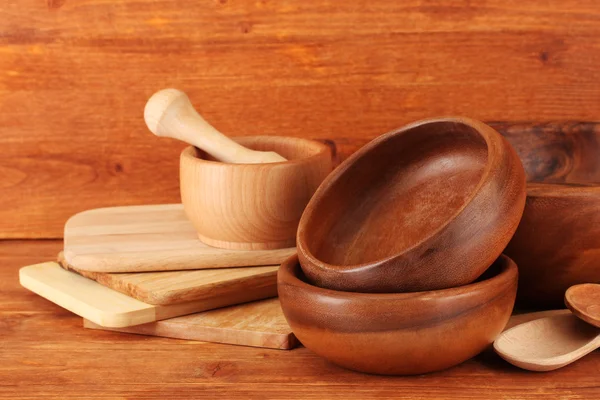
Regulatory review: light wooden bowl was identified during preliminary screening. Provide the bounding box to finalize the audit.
[180,136,332,250]
[502,125,600,308]
[278,253,518,375]
[297,117,526,293]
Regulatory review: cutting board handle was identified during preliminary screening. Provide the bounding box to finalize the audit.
[144,89,286,164]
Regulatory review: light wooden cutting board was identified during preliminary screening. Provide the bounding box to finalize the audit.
[84,298,298,350]
[57,252,278,305]
[20,262,276,328]
[64,204,296,272]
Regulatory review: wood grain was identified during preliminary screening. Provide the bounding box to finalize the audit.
[64,203,295,272]
[19,261,157,327]
[57,251,278,305]
[497,121,600,184]
[19,261,277,328]
[84,298,298,350]
[3,240,600,399]
[2,0,600,239]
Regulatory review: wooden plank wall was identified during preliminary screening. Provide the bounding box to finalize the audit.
[1,0,599,238]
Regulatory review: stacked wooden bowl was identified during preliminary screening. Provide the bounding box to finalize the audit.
[278,117,528,375]
[145,91,590,374]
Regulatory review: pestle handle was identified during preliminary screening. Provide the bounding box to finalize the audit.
[144,89,287,164]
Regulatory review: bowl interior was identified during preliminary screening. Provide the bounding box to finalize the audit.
[504,128,600,185]
[302,121,489,267]
[194,136,327,163]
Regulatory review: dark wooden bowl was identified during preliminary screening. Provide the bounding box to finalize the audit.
[501,123,600,308]
[278,253,518,375]
[297,117,526,293]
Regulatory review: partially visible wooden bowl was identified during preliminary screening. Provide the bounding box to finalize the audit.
[278,253,518,375]
[297,117,526,293]
[501,123,600,308]
[180,136,332,250]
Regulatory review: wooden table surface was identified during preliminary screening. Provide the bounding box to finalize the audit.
[2,240,600,399]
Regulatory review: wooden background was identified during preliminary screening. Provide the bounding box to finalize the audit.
[1,0,600,238]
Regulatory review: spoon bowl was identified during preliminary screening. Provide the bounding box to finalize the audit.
[565,283,600,328]
[494,314,600,371]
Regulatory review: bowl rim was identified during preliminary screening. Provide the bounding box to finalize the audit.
[297,116,514,271]
[279,253,518,300]
[526,181,600,197]
[180,135,331,168]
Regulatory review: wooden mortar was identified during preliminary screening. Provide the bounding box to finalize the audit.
[180,137,332,250]
[144,89,332,250]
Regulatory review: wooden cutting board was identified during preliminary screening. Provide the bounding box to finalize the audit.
[63,204,296,272]
[19,262,276,328]
[84,298,298,350]
[57,252,278,305]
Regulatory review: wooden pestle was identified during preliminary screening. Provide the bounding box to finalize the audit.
[144,89,287,164]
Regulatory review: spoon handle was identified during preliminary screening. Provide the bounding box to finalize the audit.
[144,89,286,164]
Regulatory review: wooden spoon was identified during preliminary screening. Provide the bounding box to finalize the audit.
[493,313,600,371]
[144,88,286,164]
[565,283,600,328]
[494,285,600,371]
